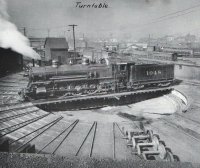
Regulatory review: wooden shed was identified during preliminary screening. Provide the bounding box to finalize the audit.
[44,38,69,64]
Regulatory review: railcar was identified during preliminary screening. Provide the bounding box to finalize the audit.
[132,50,179,61]
[21,61,174,100]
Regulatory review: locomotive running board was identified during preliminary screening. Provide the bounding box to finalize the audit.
[32,87,173,111]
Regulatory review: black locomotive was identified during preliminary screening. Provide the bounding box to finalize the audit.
[22,60,174,100]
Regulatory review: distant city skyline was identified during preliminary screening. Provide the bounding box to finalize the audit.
[6,0,200,40]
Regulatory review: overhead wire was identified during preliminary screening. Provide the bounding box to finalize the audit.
[17,2,200,37]
[154,2,200,20]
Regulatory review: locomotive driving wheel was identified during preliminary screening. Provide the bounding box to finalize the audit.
[164,150,175,162]
[158,141,167,160]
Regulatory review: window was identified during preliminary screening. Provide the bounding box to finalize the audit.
[120,65,126,71]
[58,56,62,64]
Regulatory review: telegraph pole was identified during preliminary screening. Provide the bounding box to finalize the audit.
[23,27,26,36]
[68,24,77,52]
[148,34,150,46]
[48,29,50,37]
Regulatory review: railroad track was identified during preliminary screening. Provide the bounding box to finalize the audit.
[0,87,21,91]
[113,122,116,159]
[0,109,40,123]
[147,119,200,163]
[0,84,26,88]
[0,80,27,84]
[31,87,173,111]
[0,72,189,160]
[37,119,79,154]
[174,113,200,126]
[9,116,62,145]
[36,121,132,159]
[52,119,79,154]
[33,87,173,106]
[73,121,127,159]
[0,72,28,106]
[115,122,125,136]
[0,103,34,113]
[179,79,200,87]
[0,93,19,97]
[160,118,200,143]
[14,116,63,152]
[0,113,49,139]
[113,122,131,159]
[161,94,200,139]
[75,121,97,157]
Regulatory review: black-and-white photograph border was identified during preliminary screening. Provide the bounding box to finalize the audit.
[0,0,199,167]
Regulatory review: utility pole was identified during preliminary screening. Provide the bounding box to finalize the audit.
[23,27,26,36]
[68,24,77,52]
[148,34,150,46]
[48,29,50,37]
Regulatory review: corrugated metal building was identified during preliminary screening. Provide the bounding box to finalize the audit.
[44,38,69,64]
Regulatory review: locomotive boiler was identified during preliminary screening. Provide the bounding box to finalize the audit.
[21,60,174,100]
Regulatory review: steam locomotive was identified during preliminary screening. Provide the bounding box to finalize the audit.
[22,60,174,100]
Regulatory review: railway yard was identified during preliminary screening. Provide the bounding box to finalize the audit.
[0,67,200,167]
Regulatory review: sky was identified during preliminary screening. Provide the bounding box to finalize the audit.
[6,0,200,40]
[0,0,40,59]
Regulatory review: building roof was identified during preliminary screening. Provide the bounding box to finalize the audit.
[44,37,69,49]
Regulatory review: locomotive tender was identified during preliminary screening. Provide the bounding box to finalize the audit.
[22,61,174,100]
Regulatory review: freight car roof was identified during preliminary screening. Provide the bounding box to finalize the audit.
[135,63,174,66]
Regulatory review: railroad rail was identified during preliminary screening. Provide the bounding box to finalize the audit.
[0,113,49,139]
[174,113,200,126]
[160,118,200,143]
[31,87,173,111]
[9,116,63,145]
[33,87,173,106]
[0,72,28,106]
[0,84,25,88]
[0,80,27,83]
[113,122,116,159]
[0,72,183,163]
[37,121,127,159]
[0,109,40,123]
[14,116,63,152]
[115,122,125,136]
[138,58,200,68]
[52,120,79,154]
[0,103,34,113]
[0,87,21,91]
[37,119,79,154]
[179,79,200,87]
[90,121,97,157]
[75,121,97,157]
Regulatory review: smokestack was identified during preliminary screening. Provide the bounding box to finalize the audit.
[32,59,35,67]
[0,0,41,60]
[38,60,41,66]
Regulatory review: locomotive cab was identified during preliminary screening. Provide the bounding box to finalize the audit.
[112,62,135,77]
[112,62,135,90]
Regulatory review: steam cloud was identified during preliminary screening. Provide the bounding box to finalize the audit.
[0,0,41,60]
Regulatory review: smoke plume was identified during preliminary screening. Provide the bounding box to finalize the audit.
[0,0,41,60]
